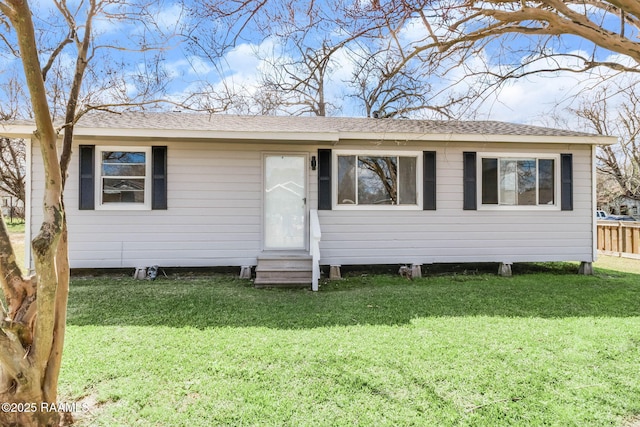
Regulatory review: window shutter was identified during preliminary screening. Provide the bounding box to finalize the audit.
[463,152,477,210]
[561,153,573,211]
[79,145,95,210]
[152,146,168,210]
[423,151,436,210]
[318,149,332,210]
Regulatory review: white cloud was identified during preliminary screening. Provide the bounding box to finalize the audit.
[165,56,215,79]
[153,3,185,34]
[164,39,281,112]
[398,17,431,45]
[430,48,635,129]
[224,44,263,79]
[92,15,128,36]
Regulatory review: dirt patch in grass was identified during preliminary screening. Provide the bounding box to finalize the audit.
[624,414,640,427]
[61,392,106,427]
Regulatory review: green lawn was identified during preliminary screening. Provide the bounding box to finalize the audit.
[60,262,640,426]
[3,217,25,233]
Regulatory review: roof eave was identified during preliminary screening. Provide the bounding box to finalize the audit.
[72,127,342,142]
[1,124,618,146]
[84,128,616,145]
[0,124,36,139]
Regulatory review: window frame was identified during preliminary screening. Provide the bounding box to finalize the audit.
[332,150,423,210]
[95,146,152,211]
[477,152,560,211]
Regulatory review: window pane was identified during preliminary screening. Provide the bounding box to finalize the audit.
[102,152,146,176]
[482,158,498,204]
[102,164,146,176]
[398,157,417,205]
[357,156,396,205]
[499,159,538,205]
[517,160,536,205]
[538,159,555,205]
[102,178,145,203]
[100,150,147,205]
[337,156,356,204]
[499,160,517,205]
[102,151,146,164]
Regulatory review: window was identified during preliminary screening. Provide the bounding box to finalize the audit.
[79,145,167,211]
[96,147,151,209]
[334,151,421,209]
[480,155,558,208]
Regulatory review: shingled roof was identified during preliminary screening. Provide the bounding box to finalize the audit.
[1,112,615,144]
[75,111,593,137]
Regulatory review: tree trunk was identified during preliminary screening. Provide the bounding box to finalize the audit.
[0,2,67,425]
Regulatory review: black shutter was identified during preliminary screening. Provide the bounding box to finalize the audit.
[79,145,95,210]
[318,149,332,210]
[561,153,573,211]
[152,146,168,210]
[423,151,436,210]
[463,152,477,210]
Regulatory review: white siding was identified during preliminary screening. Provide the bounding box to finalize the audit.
[28,138,594,269]
[29,140,315,268]
[318,142,594,265]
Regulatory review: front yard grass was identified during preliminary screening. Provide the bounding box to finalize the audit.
[62,263,640,426]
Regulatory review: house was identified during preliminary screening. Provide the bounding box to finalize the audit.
[1,113,616,288]
[0,190,24,219]
[599,195,640,219]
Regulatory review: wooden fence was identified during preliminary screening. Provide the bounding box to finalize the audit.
[597,221,640,259]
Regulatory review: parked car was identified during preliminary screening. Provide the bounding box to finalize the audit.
[596,210,607,219]
[602,214,636,221]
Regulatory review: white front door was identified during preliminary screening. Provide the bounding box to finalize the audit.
[264,154,307,250]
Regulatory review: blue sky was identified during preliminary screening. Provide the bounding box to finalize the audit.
[3,0,637,131]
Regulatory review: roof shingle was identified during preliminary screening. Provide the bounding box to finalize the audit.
[74,112,596,137]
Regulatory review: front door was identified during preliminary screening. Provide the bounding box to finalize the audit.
[263,154,307,250]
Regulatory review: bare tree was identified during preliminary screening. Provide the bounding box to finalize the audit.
[186,0,456,117]
[0,74,29,208]
[260,39,339,116]
[573,83,640,202]
[435,1,637,65]
[0,1,177,425]
[188,0,640,115]
[0,3,67,425]
[0,137,25,205]
[396,0,640,92]
[345,40,443,118]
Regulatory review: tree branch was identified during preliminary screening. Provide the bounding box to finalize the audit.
[5,0,64,381]
[57,0,97,184]
[0,212,31,318]
[0,329,29,386]
[41,31,75,82]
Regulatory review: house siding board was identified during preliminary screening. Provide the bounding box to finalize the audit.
[28,138,595,269]
[30,140,269,268]
[317,143,594,265]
